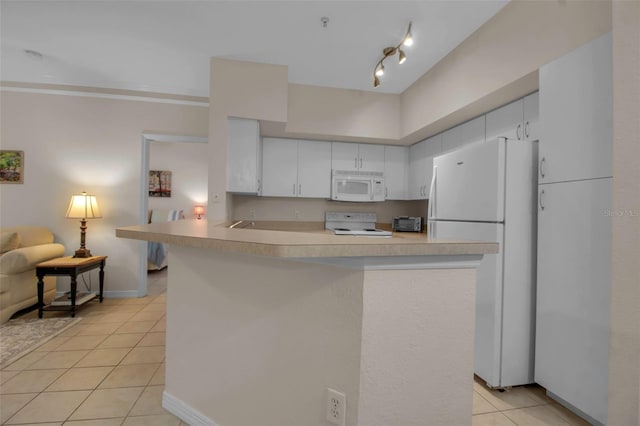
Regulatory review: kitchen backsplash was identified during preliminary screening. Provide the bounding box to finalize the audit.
[232,195,428,224]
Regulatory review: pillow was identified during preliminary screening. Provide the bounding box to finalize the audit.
[0,231,21,254]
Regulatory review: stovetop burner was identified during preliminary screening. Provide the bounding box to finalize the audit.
[325,212,392,237]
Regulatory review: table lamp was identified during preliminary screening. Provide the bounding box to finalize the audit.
[66,191,102,258]
[194,205,205,220]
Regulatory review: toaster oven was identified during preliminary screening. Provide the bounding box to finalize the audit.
[392,216,423,232]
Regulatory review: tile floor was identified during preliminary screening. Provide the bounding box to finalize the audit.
[1,269,591,426]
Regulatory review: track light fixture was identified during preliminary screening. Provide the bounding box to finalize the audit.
[372,22,413,88]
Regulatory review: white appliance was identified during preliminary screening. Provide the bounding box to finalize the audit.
[428,137,538,388]
[535,33,612,425]
[331,170,385,202]
[325,212,392,237]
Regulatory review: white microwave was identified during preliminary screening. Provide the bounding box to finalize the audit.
[331,170,385,202]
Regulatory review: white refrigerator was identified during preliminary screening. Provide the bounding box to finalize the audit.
[428,137,538,388]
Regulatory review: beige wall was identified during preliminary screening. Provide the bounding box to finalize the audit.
[280,84,400,143]
[208,59,289,220]
[0,89,208,295]
[232,195,427,225]
[608,1,640,424]
[400,0,612,144]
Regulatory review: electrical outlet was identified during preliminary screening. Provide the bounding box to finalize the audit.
[326,388,346,426]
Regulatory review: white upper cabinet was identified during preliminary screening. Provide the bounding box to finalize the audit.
[539,32,612,183]
[485,92,539,142]
[409,134,441,200]
[384,145,409,200]
[227,118,261,193]
[262,138,332,198]
[441,116,486,153]
[523,92,539,142]
[261,138,298,197]
[297,140,332,198]
[331,142,384,173]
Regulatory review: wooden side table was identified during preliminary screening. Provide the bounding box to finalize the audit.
[36,255,107,318]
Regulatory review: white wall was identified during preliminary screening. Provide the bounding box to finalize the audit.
[148,141,208,219]
[0,89,208,296]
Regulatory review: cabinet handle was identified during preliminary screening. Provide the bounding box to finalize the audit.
[298,183,301,195]
[539,157,546,179]
[524,121,530,139]
[539,189,545,211]
[355,157,358,168]
[516,124,522,140]
[360,158,363,169]
[293,184,296,195]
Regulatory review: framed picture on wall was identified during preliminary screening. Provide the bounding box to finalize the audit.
[149,170,172,197]
[0,150,24,184]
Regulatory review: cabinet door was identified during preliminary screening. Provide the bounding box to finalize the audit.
[423,135,442,200]
[384,145,408,200]
[441,116,485,153]
[298,140,332,198]
[227,118,260,193]
[358,144,385,172]
[536,178,611,424]
[485,99,524,142]
[409,135,441,200]
[261,138,298,197]
[523,92,539,141]
[408,140,427,199]
[539,32,612,183]
[331,142,359,171]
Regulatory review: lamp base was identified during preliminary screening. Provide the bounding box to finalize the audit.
[73,247,93,258]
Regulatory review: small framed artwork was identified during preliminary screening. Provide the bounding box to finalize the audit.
[149,170,172,197]
[0,150,24,184]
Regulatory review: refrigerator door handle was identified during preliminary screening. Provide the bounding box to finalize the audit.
[539,189,545,211]
[428,166,437,220]
[539,157,546,179]
[428,220,435,240]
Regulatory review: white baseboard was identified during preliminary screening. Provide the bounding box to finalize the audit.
[162,390,217,426]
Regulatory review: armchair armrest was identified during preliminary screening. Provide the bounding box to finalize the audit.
[0,243,65,275]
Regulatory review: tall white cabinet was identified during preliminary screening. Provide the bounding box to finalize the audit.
[535,32,612,426]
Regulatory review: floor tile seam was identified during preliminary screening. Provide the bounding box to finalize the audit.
[121,384,151,420]
[71,345,136,369]
[0,392,39,426]
[64,386,146,423]
[497,400,555,413]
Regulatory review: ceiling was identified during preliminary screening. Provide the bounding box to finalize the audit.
[1,1,508,97]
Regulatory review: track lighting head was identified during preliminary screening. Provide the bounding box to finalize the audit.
[398,49,407,65]
[372,22,413,88]
[403,22,414,47]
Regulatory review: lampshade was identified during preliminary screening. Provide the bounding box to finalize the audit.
[194,205,205,219]
[66,192,102,219]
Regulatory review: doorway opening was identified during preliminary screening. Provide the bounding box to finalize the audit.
[139,133,208,296]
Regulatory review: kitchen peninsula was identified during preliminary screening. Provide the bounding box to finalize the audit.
[116,219,497,426]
